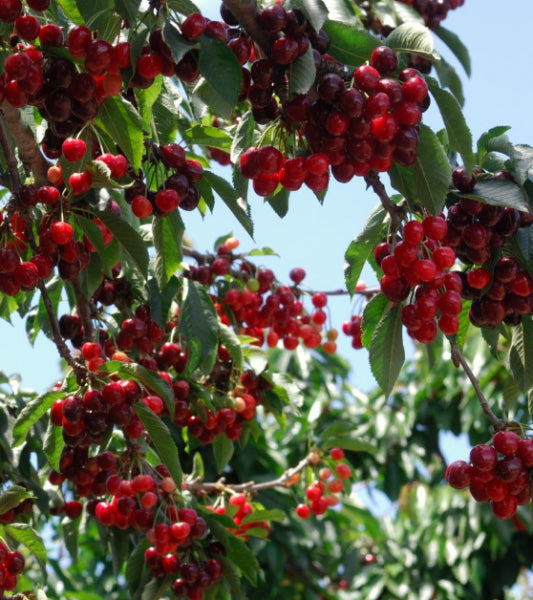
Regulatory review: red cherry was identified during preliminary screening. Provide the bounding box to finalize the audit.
[67,25,92,58]
[493,430,520,456]
[50,221,74,245]
[62,138,87,162]
[69,171,92,196]
[295,504,311,519]
[39,24,64,47]
[136,52,163,79]
[445,460,471,489]
[131,195,153,218]
[181,13,208,40]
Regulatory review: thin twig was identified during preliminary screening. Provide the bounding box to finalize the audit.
[364,170,402,231]
[72,276,95,341]
[450,341,505,431]
[185,452,317,497]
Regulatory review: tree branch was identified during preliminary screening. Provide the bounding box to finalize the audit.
[72,276,95,341]
[185,451,317,497]
[365,170,402,231]
[1,104,49,188]
[450,341,505,431]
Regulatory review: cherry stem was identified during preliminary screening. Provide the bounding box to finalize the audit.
[449,341,506,431]
[0,110,89,384]
[222,0,272,55]
[364,170,402,231]
[185,451,317,496]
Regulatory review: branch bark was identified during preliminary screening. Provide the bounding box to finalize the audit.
[1,104,49,188]
[365,170,402,231]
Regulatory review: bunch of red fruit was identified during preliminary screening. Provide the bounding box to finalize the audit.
[445,430,533,520]
[0,542,25,596]
[376,215,462,342]
[295,448,352,519]
[342,315,363,349]
[208,492,270,540]
[395,0,465,30]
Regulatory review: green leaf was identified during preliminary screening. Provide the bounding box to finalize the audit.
[389,162,415,200]
[427,77,475,174]
[321,436,377,453]
[114,0,141,26]
[136,75,164,127]
[225,531,261,585]
[133,403,182,487]
[508,316,533,392]
[0,486,34,515]
[321,20,379,67]
[13,390,64,447]
[265,185,290,218]
[510,144,533,186]
[408,124,452,215]
[43,421,64,472]
[198,35,242,113]
[513,225,533,278]
[139,576,174,600]
[369,304,405,396]
[203,170,254,238]
[434,56,464,106]
[385,22,437,61]
[5,523,46,564]
[477,126,511,160]
[434,25,471,76]
[361,293,391,349]
[241,509,286,525]
[218,556,246,600]
[231,111,256,165]
[95,96,147,171]
[213,434,234,473]
[126,539,150,596]
[182,124,233,152]
[219,324,244,370]
[94,210,149,278]
[166,0,199,16]
[460,179,529,212]
[179,279,219,376]
[163,21,195,62]
[116,363,175,417]
[321,0,358,25]
[344,204,387,295]
[152,211,184,288]
[62,515,80,562]
[288,46,316,95]
[56,0,84,23]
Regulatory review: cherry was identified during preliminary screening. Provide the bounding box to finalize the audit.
[131,195,153,218]
[62,138,87,162]
[271,36,299,65]
[370,45,398,74]
[85,39,113,76]
[39,23,64,46]
[50,221,74,245]
[161,143,186,169]
[469,444,497,471]
[136,52,163,79]
[181,13,208,40]
[4,52,31,81]
[258,4,287,34]
[258,145,283,174]
[353,65,380,92]
[493,430,520,456]
[491,495,518,519]
[295,504,311,519]
[445,460,471,489]
[67,25,92,58]
[69,171,92,196]
[401,76,428,102]
[26,0,49,9]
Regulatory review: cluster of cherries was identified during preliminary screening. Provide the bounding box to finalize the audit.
[445,430,533,520]
[342,315,364,350]
[394,0,465,30]
[207,493,270,540]
[375,215,462,342]
[0,542,25,596]
[295,448,352,519]
[0,496,33,524]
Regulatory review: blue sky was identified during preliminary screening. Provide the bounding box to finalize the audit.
[2,1,533,399]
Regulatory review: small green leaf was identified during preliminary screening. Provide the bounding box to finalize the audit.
[219,324,243,370]
[95,96,147,171]
[13,390,64,447]
[434,25,471,76]
[213,435,234,473]
[288,46,316,95]
[43,421,64,472]
[460,179,528,213]
[198,35,242,114]
[231,111,256,165]
[94,210,149,278]
[225,531,260,585]
[265,185,290,218]
[203,171,254,238]
[477,126,511,160]
[56,0,84,23]
[179,279,219,376]
[62,515,80,562]
[241,509,286,525]
[321,20,379,67]
[5,523,46,564]
[408,124,452,215]
[133,403,182,487]
[369,303,405,396]
[385,22,437,61]
[183,124,233,152]
[344,203,387,295]
[508,316,533,393]
[321,436,377,453]
[427,77,475,174]
[510,144,533,186]
[152,211,185,288]
[0,486,34,515]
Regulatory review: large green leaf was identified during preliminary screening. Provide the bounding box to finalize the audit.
[369,303,405,396]
[361,293,391,349]
[408,124,452,215]
[508,316,533,393]
[434,25,471,76]
[94,210,149,278]
[460,179,529,213]
[152,211,184,288]
[198,35,242,115]
[203,171,254,238]
[133,403,182,487]
[321,20,379,67]
[385,22,438,61]
[13,390,64,447]
[179,279,219,376]
[95,96,147,171]
[225,531,261,586]
[344,203,387,295]
[427,77,475,174]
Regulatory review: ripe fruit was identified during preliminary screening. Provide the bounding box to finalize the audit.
[62,138,87,162]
